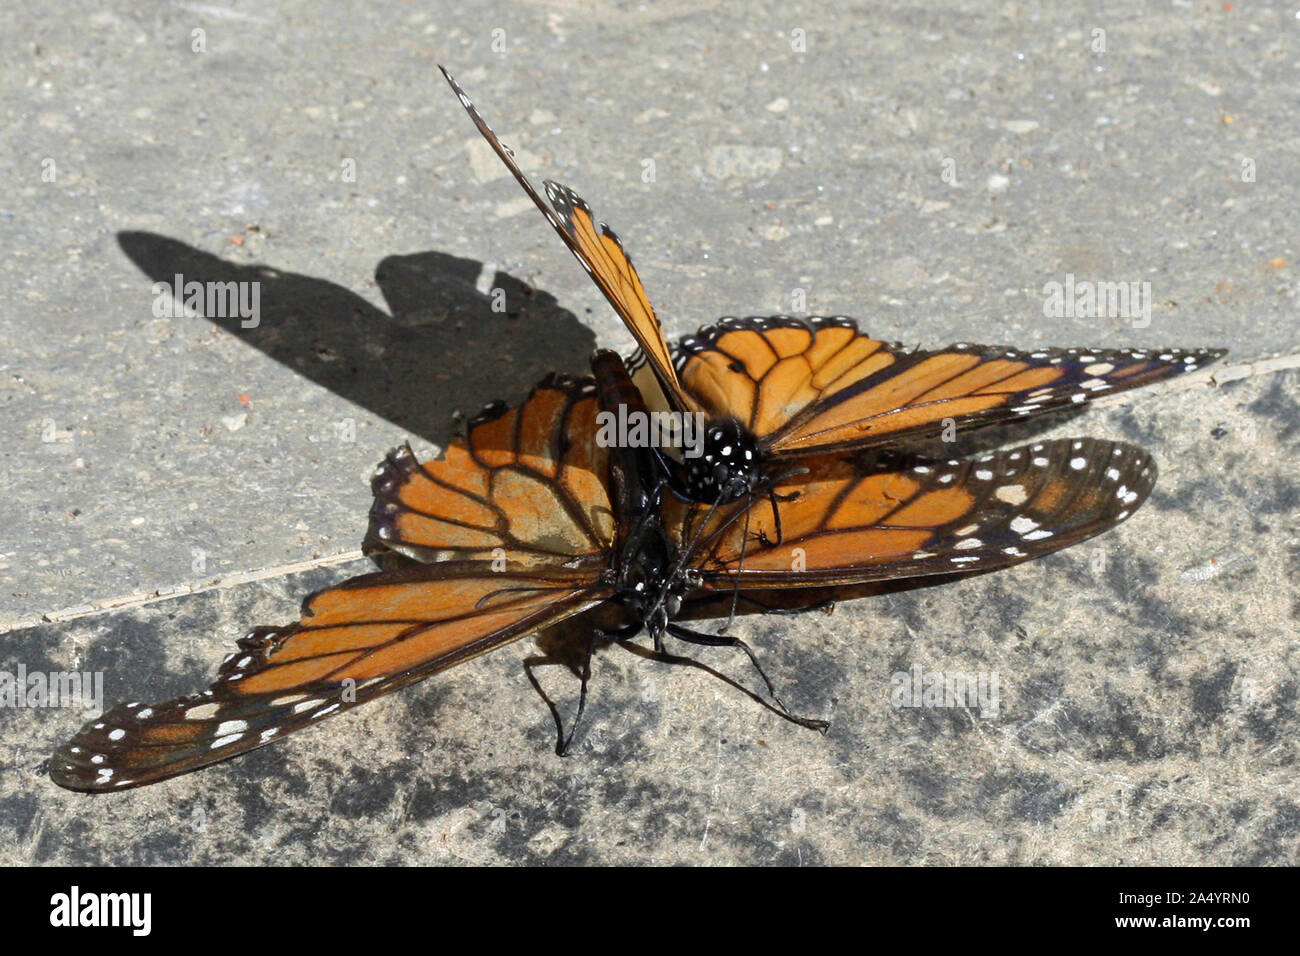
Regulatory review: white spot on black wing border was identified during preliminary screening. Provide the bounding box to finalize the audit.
[47,628,414,793]
[885,436,1158,579]
[669,325,1226,441]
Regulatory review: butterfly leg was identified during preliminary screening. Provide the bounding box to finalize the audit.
[664,622,829,733]
[651,447,697,504]
[558,629,598,756]
[756,487,803,547]
[617,633,828,734]
[757,487,786,547]
[525,623,640,755]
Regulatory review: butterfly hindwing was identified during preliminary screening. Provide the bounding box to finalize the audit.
[366,373,615,565]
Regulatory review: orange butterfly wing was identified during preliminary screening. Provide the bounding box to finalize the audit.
[673,437,1155,587]
[49,565,606,791]
[366,373,614,567]
[51,376,619,792]
[676,316,1225,457]
[441,69,1224,455]
[439,66,694,417]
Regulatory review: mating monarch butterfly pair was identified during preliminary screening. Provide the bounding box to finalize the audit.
[49,69,1225,792]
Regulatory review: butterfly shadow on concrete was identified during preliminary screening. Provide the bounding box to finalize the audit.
[117,231,598,450]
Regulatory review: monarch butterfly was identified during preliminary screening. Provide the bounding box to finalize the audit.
[51,347,1159,791]
[439,66,1226,507]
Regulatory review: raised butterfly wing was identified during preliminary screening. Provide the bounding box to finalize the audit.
[50,562,608,791]
[674,315,1226,456]
[367,373,614,566]
[438,66,694,416]
[676,437,1155,587]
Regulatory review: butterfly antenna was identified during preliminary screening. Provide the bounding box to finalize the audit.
[654,491,726,611]
[685,465,809,561]
[699,466,808,633]
[658,465,811,623]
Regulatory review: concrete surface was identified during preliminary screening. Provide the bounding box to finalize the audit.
[1,1,1296,864]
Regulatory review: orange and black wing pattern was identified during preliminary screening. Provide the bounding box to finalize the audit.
[50,564,606,791]
[674,437,1155,587]
[51,375,618,792]
[366,372,613,567]
[673,315,1225,456]
[438,66,693,415]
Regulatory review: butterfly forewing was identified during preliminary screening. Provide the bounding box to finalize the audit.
[674,315,1224,457]
[438,66,693,415]
[50,563,608,791]
[679,437,1156,587]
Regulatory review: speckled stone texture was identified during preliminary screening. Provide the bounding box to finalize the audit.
[2,1,1295,865]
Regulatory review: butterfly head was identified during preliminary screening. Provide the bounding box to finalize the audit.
[685,418,764,504]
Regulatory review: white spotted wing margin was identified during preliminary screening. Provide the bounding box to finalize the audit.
[693,438,1159,587]
[49,562,608,793]
[670,315,1227,457]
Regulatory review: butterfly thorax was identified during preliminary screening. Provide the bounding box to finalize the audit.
[683,417,765,505]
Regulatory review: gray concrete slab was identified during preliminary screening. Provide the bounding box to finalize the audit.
[1,1,1296,864]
